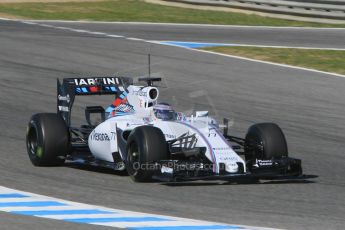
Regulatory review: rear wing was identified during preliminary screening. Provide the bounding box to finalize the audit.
[57,76,132,126]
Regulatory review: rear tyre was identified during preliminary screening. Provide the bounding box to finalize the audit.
[126,126,168,182]
[244,123,288,162]
[26,113,69,166]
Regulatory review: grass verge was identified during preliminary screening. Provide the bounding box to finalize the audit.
[0,0,344,27]
[202,46,345,75]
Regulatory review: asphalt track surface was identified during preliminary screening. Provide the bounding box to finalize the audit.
[0,20,345,230]
[32,21,345,49]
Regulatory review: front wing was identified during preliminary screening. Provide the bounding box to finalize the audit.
[152,157,302,182]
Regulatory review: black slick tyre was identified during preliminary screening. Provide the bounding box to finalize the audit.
[26,113,69,166]
[244,123,288,161]
[126,126,168,182]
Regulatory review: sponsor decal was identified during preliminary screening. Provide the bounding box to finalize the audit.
[165,133,176,139]
[90,131,116,141]
[218,156,239,161]
[212,147,231,151]
[126,121,145,127]
[73,77,119,86]
[58,106,69,112]
[257,159,273,166]
[58,94,70,103]
[253,159,273,167]
[212,147,239,161]
[132,90,147,97]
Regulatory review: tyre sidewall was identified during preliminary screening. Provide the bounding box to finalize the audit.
[126,126,167,182]
[245,123,288,161]
[126,128,147,181]
[27,116,44,166]
[26,113,68,166]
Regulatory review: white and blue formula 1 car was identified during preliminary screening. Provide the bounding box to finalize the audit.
[26,76,302,182]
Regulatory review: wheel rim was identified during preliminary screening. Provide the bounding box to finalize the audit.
[245,137,264,161]
[128,141,139,176]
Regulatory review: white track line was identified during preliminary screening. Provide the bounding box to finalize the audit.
[147,40,345,78]
[24,19,345,30]
[1,17,345,78]
[153,40,345,51]
[194,48,345,78]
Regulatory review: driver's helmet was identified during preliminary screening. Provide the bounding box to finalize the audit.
[153,103,176,121]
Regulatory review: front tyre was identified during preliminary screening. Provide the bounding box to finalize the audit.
[26,113,69,166]
[244,123,288,162]
[126,126,168,182]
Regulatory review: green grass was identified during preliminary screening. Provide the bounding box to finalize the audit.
[202,46,345,75]
[0,0,344,27]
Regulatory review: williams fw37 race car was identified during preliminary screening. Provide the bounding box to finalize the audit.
[26,76,302,182]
